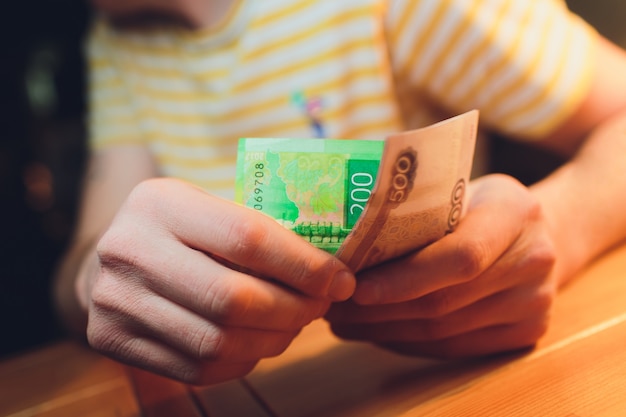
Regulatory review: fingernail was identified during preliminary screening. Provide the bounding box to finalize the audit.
[328,270,356,301]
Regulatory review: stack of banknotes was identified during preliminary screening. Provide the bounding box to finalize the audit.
[235,110,478,272]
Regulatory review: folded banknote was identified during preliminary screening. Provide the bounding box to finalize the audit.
[235,110,478,271]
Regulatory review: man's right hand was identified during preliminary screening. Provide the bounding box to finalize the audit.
[80,178,355,385]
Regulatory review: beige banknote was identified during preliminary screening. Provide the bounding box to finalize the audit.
[335,110,478,272]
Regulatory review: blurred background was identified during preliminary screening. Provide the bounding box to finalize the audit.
[1,2,90,357]
[0,1,624,359]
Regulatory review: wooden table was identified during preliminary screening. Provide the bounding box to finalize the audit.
[3,243,626,417]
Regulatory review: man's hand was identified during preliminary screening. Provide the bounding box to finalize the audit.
[80,178,355,385]
[326,174,556,358]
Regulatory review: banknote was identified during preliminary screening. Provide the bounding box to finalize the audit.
[235,138,384,254]
[335,110,478,271]
[235,110,478,271]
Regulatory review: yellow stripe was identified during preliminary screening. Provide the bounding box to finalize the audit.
[89,58,115,71]
[91,77,126,91]
[133,84,206,102]
[193,67,233,82]
[142,88,394,140]
[418,4,482,90]
[522,24,598,138]
[399,1,448,83]
[234,37,375,93]
[129,64,382,124]
[452,4,533,109]
[245,5,372,61]
[502,24,574,132]
[438,1,511,98]
[145,65,381,125]
[108,36,181,58]
[251,0,319,29]
[122,62,185,79]
[388,0,418,50]
[92,52,187,80]
[157,120,397,171]
[90,97,134,112]
[485,12,556,126]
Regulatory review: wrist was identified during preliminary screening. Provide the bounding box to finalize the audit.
[531,164,600,287]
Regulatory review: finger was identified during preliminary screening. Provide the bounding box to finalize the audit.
[124,179,355,301]
[328,243,555,324]
[352,178,535,304]
[329,284,553,342]
[89,278,301,363]
[377,317,549,359]
[87,328,258,385]
[106,234,331,330]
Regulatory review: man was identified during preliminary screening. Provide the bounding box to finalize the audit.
[55,0,626,384]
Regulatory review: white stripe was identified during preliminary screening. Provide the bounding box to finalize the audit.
[429,5,495,94]
[409,3,465,84]
[152,141,237,159]
[390,0,440,72]
[250,0,374,52]
[473,2,553,114]
[144,67,388,113]
[143,98,395,139]
[506,23,590,133]
[444,1,527,106]
[488,4,567,121]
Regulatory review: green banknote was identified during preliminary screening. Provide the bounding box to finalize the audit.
[235,138,384,254]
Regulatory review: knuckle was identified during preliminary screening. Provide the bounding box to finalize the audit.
[528,240,557,273]
[89,271,127,315]
[204,281,251,324]
[86,319,130,358]
[191,325,228,361]
[96,230,143,275]
[225,216,270,261]
[126,178,167,208]
[452,237,491,280]
[525,195,544,222]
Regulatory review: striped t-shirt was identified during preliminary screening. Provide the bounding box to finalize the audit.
[88,0,597,199]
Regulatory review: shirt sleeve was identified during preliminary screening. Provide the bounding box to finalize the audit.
[87,19,144,151]
[384,0,598,140]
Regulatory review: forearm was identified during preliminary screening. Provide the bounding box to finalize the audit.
[531,109,626,286]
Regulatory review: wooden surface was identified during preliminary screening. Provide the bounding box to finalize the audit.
[2,243,626,416]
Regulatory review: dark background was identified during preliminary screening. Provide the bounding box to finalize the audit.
[0,1,622,360]
[1,2,90,358]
